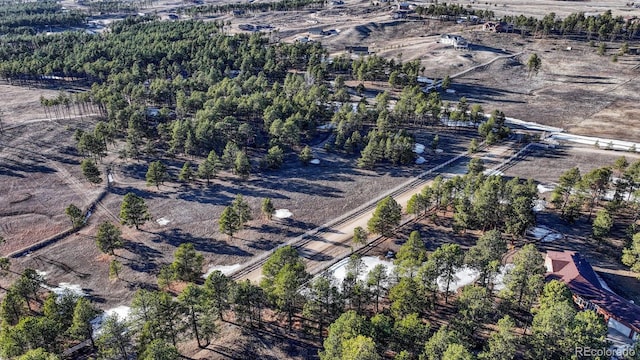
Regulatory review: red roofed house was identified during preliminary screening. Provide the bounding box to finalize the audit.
[545,250,640,342]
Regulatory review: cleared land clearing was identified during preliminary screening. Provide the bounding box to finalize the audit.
[0,118,102,254]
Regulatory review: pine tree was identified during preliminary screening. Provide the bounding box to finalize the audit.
[367,196,402,236]
[69,298,99,348]
[109,259,122,280]
[120,192,151,230]
[261,198,275,220]
[178,161,194,183]
[170,243,204,282]
[234,151,251,179]
[65,204,84,229]
[299,145,313,165]
[81,158,102,184]
[232,194,252,227]
[197,150,219,185]
[96,221,123,255]
[352,226,367,245]
[146,160,168,189]
[219,206,240,239]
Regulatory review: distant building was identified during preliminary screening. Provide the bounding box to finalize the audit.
[545,251,640,341]
[345,46,370,55]
[439,34,469,50]
[483,21,513,32]
[398,2,410,10]
[392,11,408,19]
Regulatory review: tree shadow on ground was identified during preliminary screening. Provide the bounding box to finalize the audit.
[109,185,167,199]
[0,157,56,177]
[122,240,164,273]
[154,228,254,257]
[247,238,281,251]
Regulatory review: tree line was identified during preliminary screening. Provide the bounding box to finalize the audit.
[0,0,87,36]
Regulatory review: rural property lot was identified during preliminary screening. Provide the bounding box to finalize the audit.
[0,82,474,307]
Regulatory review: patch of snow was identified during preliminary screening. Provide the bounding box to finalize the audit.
[415,156,426,165]
[156,217,170,226]
[527,226,563,242]
[413,143,425,154]
[203,264,242,278]
[492,264,514,291]
[438,266,479,292]
[440,118,476,128]
[310,159,321,165]
[435,148,444,153]
[549,133,640,152]
[36,270,47,278]
[504,117,564,133]
[537,184,555,193]
[533,199,546,212]
[329,256,394,284]
[316,123,335,130]
[542,232,564,242]
[274,209,293,219]
[91,306,131,335]
[446,88,456,94]
[85,211,92,221]
[483,169,504,176]
[43,283,87,297]
[527,226,553,240]
[108,174,114,183]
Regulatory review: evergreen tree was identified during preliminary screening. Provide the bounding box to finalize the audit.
[69,298,99,349]
[140,340,180,360]
[352,226,368,245]
[197,150,219,185]
[464,230,507,287]
[592,208,613,240]
[178,161,194,183]
[479,315,517,360]
[109,259,122,280]
[430,243,464,303]
[367,196,402,236]
[97,315,131,360]
[232,194,252,227]
[622,232,640,277]
[178,283,217,348]
[81,158,102,184]
[95,221,123,255]
[234,151,251,179]
[219,206,240,239]
[170,243,203,282]
[502,244,545,308]
[263,145,284,169]
[299,145,313,165]
[120,192,151,229]
[203,271,232,320]
[146,160,168,189]
[261,198,275,220]
[65,204,84,229]
[395,230,427,277]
